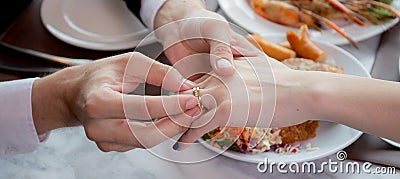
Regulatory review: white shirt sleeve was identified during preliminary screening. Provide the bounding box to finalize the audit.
[0,78,40,158]
[140,0,167,30]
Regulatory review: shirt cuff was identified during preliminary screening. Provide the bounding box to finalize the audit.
[140,0,167,30]
[0,78,41,158]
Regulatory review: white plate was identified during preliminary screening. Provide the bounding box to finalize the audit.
[218,0,399,45]
[382,138,400,148]
[200,34,370,163]
[40,0,157,51]
[206,0,219,12]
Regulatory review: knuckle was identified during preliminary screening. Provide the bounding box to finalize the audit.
[97,143,111,153]
[131,52,149,63]
[135,139,146,149]
[214,45,231,56]
[85,126,97,141]
[129,52,142,59]
[218,103,231,117]
[130,128,147,149]
[135,131,153,149]
[83,90,116,119]
[156,63,171,76]
[83,98,100,119]
[176,125,187,133]
[204,15,228,27]
[109,52,133,64]
[150,63,170,86]
[122,52,146,65]
[143,98,156,119]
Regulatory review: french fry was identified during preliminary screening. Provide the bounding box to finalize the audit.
[278,41,292,49]
[246,34,296,61]
[286,25,328,62]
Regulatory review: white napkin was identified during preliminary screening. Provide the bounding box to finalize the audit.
[345,134,400,168]
[371,23,400,81]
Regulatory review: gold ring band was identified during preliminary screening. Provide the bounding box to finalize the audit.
[192,87,203,108]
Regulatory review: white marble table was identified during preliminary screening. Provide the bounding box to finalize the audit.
[0,125,398,179]
[1,8,400,179]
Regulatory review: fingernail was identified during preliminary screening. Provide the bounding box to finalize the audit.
[217,59,232,69]
[192,108,202,121]
[183,79,197,88]
[185,98,198,110]
[173,142,180,150]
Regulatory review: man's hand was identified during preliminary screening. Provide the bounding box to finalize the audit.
[32,52,199,152]
[155,0,239,76]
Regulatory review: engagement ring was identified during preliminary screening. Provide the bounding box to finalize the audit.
[192,87,203,108]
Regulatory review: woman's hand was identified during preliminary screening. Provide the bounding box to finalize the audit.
[177,41,400,147]
[32,52,199,152]
[175,45,316,150]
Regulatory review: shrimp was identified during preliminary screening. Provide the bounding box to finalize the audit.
[250,0,318,28]
[301,9,360,47]
[250,0,358,46]
[327,0,366,25]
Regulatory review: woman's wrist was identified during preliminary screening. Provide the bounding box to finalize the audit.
[273,70,324,123]
[292,71,346,123]
[295,71,327,120]
[154,0,206,29]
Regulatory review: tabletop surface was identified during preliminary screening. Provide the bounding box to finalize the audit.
[0,0,399,178]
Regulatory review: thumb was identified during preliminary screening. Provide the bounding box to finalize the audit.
[209,40,235,76]
[203,18,235,76]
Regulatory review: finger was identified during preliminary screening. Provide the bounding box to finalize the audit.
[181,94,219,129]
[176,123,219,151]
[130,108,199,148]
[231,34,264,57]
[171,53,213,80]
[203,19,235,76]
[96,142,135,152]
[84,89,197,120]
[84,108,198,148]
[208,39,235,76]
[175,107,228,150]
[84,119,139,146]
[168,106,201,128]
[209,42,235,76]
[125,52,196,92]
[123,94,197,120]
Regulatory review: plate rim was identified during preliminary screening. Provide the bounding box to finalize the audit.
[381,138,400,149]
[199,126,362,163]
[199,34,369,163]
[218,0,399,45]
[40,0,157,51]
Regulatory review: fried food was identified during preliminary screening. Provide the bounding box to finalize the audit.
[286,25,328,62]
[246,34,296,61]
[279,121,319,144]
[282,58,344,73]
[246,26,328,62]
